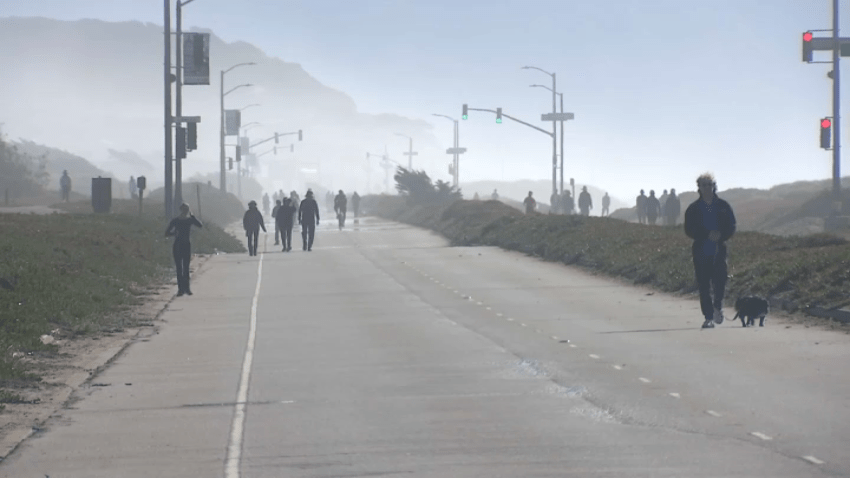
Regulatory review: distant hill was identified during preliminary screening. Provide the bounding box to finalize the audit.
[0,17,441,194]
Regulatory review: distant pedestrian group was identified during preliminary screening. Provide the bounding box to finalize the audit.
[636,188,680,225]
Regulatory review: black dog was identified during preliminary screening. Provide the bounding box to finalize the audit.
[733,296,769,327]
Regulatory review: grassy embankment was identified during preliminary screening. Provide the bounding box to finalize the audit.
[365,195,850,320]
[0,196,245,408]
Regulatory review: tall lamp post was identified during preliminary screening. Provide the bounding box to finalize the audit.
[531,84,564,195]
[432,114,462,188]
[522,66,558,197]
[219,62,255,193]
[173,0,197,211]
[394,133,417,169]
[163,0,173,219]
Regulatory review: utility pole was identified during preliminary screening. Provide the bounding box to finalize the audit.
[163,0,173,219]
[174,0,184,209]
[551,72,557,197]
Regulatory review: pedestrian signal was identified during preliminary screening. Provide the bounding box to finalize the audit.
[820,118,832,149]
[228,157,233,170]
[462,104,468,120]
[496,108,502,124]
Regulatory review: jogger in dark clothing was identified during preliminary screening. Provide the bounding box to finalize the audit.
[165,203,203,296]
[684,173,737,329]
[298,190,320,251]
[276,197,297,251]
[243,200,266,256]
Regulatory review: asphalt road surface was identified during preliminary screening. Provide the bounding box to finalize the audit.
[2,216,848,477]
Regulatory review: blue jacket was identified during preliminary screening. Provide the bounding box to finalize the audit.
[684,196,736,256]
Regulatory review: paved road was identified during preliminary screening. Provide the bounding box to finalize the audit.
[2,216,848,477]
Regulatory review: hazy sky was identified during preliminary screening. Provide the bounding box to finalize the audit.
[1,0,842,201]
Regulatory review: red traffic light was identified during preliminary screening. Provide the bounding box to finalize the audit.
[803,32,813,42]
[822,118,832,128]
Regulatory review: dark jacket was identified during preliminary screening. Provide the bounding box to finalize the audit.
[684,196,736,255]
[165,215,203,243]
[243,207,266,232]
[276,204,296,228]
[665,194,681,218]
[298,197,320,224]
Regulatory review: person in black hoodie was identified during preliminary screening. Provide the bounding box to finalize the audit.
[298,189,320,251]
[243,200,266,256]
[276,197,297,252]
[684,173,737,329]
[165,203,203,296]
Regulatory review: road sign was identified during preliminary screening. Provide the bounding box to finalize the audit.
[446,148,467,154]
[541,112,575,121]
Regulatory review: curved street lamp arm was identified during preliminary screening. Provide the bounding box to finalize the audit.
[224,83,252,97]
[432,113,457,122]
[224,62,256,75]
[522,65,553,77]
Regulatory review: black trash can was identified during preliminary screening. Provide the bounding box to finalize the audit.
[91,177,112,213]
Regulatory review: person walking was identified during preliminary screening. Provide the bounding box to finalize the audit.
[601,192,611,217]
[262,193,271,217]
[276,197,296,252]
[561,190,574,215]
[659,189,669,225]
[165,203,203,296]
[523,191,537,214]
[351,191,361,217]
[334,189,348,230]
[491,189,499,200]
[666,188,681,226]
[129,176,138,200]
[685,173,737,329]
[298,189,320,251]
[59,170,72,202]
[243,200,266,256]
[636,189,647,224]
[578,186,593,216]
[549,190,561,214]
[271,199,282,245]
[646,190,661,225]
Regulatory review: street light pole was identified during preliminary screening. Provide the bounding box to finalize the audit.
[163,0,173,219]
[395,133,417,169]
[219,64,254,193]
[523,66,558,197]
[532,84,565,194]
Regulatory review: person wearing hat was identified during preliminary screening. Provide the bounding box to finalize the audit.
[298,189,320,251]
[165,203,203,296]
[243,200,266,256]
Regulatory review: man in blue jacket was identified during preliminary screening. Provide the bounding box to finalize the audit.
[685,173,737,329]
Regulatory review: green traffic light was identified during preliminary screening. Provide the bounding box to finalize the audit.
[462,115,468,120]
[496,118,502,124]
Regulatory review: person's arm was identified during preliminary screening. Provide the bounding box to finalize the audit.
[315,202,320,224]
[191,215,203,229]
[297,203,303,224]
[720,202,737,242]
[165,219,176,237]
[259,212,267,232]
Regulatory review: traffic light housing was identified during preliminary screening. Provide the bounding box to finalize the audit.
[236,145,242,163]
[298,130,303,141]
[820,118,832,149]
[496,108,502,124]
[275,132,279,144]
[228,156,233,170]
[187,122,197,151]
[175,126,186,159]
[448,163,455,175]
[462,104,468,120]
[803,31,814,63]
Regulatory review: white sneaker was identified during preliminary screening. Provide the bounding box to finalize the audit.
[713,308,724,325]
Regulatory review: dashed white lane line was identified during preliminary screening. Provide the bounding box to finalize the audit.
[485,307,492,310]
[638,377,651,383]
[520,323,528,327]
[507,318,515,321]
[496,313,503,317]
[750,432,773,441]
[568,344,577,348]
[588,354,600,359]
[706,410,722,417]
[476,301,483,306]
[612,365,623,370]
[802,455,825,465]
[669,392,681,398]
[551,335,559,340]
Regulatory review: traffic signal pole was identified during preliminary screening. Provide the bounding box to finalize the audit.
[163,0,173,219]
[832,0,842,215]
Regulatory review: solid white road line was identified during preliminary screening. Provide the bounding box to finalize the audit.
[750,432,773,441]
[706,410,722,417]
[638,377,651,383]
[669,392,681,398]
[802,455,825,465]
[612,365,623,370]
[225,254,263,478]
[588,354,600,359]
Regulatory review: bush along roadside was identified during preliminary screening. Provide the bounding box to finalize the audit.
[0,206,245,394]
[366,196,850,324]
